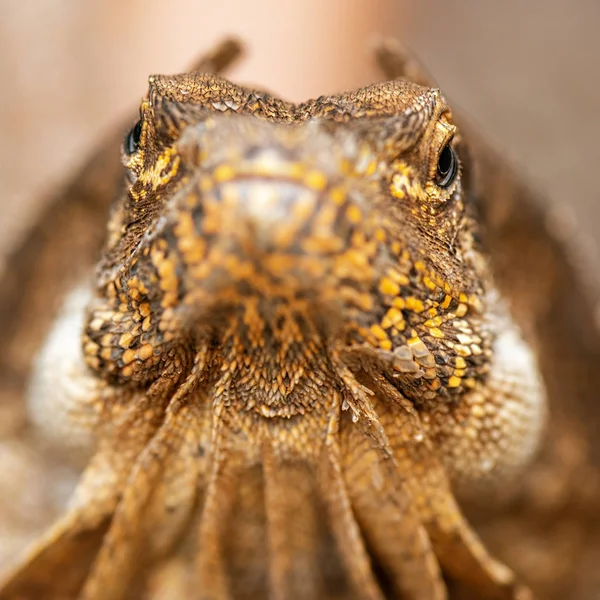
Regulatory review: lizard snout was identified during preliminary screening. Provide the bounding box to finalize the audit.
[171,168,379,324]
[163,128,385,324]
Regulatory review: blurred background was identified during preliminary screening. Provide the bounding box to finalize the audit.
[0,0,599,260]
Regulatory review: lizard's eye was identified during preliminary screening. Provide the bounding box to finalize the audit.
[124,119,143,155]
[435,142,458,188]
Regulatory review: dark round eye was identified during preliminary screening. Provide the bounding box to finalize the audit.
[436,142,458,188]
[124,119,143,155]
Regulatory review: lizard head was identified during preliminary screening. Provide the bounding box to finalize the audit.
[85,73,490,416]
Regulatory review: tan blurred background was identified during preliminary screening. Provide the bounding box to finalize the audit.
[0,0,599,262]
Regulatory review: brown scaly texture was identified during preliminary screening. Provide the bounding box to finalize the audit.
[376,41,600,600]
[0,39,597,600]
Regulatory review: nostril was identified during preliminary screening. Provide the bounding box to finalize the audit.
[191,202,204,231]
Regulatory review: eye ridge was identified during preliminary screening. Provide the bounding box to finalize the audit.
[435,142,458,188]
[125,119,143,156]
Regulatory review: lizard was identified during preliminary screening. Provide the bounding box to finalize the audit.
[0,37,599,600]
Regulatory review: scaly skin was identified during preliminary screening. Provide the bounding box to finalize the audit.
[0,39,597,600]
[377,42,600,600]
